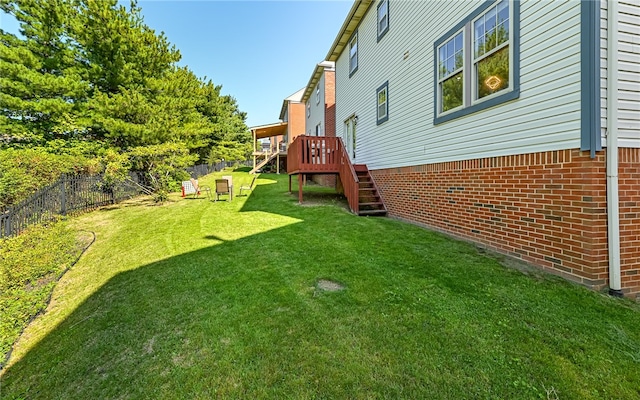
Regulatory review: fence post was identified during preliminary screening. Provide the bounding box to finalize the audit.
[3,210,11,238]
[60,174,67,216]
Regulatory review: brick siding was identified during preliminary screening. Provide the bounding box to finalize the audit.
[370,148,640,297]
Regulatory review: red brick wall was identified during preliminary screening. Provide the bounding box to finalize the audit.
[288,102,306,144]
[324,70,336,138]
[619,148,640,295]
[370,148,640,297]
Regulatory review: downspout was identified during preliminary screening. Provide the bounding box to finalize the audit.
[607,0,623,297]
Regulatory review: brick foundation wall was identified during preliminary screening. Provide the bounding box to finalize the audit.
[311,174,337,188]
[370,148,640,297]
[619,149,640,295]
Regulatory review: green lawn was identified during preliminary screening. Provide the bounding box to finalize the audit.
[1,171,639,399]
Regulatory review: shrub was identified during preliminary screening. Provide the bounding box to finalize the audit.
[0,221,84,366]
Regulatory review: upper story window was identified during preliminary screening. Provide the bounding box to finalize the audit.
[434,0,519,124]
[377,0,389,41]
[474,0,510,100]
[306,102,310,118]
[437,31,464,113]
[316,85,320,104]
[376,81,389,125]
[349,31,358,77]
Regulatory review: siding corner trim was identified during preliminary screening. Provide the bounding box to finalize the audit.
[580,0,602,158]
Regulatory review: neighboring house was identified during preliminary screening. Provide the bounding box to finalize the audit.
[280,87,306,147]
[302,61,337,139]
[301,61,337,186]
[326,0,640,297]
[249,88,306,173]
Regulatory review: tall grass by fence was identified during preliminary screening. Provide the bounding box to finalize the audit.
[0,162,247,238]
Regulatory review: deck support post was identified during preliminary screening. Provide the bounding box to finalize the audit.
[289,174,292,193]
[298,174,303,203]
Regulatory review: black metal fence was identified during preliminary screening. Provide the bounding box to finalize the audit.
[186,160,250,178]
[0,173,145,238]
[0,162,251,238]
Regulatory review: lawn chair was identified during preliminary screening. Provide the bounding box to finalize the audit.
[222,175,233,199]
[182,179,210,199]
[239,175,256,196]
[214,179,231,201]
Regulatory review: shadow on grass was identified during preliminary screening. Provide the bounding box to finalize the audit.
[2,174,640,399]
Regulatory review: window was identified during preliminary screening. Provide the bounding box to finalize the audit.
[307,102,310,118]
[316,123,322,136]
[434,0,519,124]
[376,81,389,125]
[349,31,358,76]
[377,0,389,41]
[316,85,320,104]
[474,0,510,99]
[437,31,464,113]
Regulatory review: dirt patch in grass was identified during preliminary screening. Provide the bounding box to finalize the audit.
[316,279,345,292]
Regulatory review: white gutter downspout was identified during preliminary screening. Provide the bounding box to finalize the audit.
[607,0,623,297]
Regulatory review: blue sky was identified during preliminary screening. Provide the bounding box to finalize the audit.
[1,0,353,128]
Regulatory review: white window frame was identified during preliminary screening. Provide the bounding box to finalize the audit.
[377,0,389,41]
[349,30,358,77]
[436,30,465,115]
[471,0,511,104]
[376,81,389,125]
[316,85,320,105]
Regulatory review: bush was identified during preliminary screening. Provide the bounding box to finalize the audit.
[0,221,84,366]
[0,148,93,209]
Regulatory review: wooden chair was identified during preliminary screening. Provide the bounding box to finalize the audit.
[239,176,256,196]
[214,179,231,201]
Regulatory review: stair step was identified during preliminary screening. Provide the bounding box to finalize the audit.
[359,202,384,207]
[358,209,387,216]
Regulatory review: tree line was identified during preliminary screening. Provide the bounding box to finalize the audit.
[0,0,251,206]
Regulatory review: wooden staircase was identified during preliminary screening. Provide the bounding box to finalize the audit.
[354,164,387,216]
[287,135,387,217]
[250,151,280,174]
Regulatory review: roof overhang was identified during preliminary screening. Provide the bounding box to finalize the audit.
[325,0,374,62]
[302,61,335,103]
[250,122,288,139]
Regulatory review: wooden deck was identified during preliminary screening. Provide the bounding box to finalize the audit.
[287,136,362,214]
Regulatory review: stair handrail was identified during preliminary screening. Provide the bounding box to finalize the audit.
[336,138,359,214]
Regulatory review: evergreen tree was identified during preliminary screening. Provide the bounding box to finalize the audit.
[0,0,87,144]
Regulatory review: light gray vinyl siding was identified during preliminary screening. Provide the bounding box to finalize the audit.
[307,74,326,136]
[618,0,640,145]
[335,0,582,170]
[600,0,640,148]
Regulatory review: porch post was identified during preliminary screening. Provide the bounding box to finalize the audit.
[252,129,257,172]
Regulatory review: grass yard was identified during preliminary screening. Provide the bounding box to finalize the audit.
[1,171,639,399]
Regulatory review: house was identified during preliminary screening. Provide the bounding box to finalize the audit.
[280,87,307,146]
[302,61,336,139]
[301,61,338,186]
[249,88,306,173]
[306,0,639,297]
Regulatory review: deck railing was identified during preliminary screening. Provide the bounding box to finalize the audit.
[288,136,359,214]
